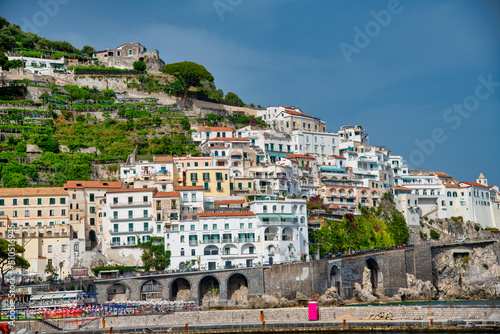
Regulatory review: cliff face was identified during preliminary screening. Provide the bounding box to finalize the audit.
[433,244,500,298]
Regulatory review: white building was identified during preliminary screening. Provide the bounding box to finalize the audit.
[291,130,339,163]
[101,188,158,265]
[120,156,175,191]
[191,126,233,144]
[7,55,65,75]
[167,199,309,270]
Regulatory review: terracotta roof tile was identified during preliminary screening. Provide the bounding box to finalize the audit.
[106,187,157,194]
[391,186,412,191]
[63,181,123,189]
[285,154,315,160]
[153,156,173,162]
[208,137,250,142]
[175,186,205,191]
[154,191,180,198]
[0,187,67,197]
[463,181,489,188]
[199,211,255,217]
[214,200,245,205]
[198,126,233,132]
[329,155,346,159]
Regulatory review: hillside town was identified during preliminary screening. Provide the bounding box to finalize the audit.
[1,99,499,279]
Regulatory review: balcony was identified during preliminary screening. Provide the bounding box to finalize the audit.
[110,201,151,208]
[109,227,153,234]
[110,215,153,222]
[188,240,198,246]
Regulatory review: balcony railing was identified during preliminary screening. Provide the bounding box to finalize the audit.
[189,240,198,246]
[110,201,151,208]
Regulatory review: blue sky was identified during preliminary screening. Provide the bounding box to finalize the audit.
[2,0,499,186]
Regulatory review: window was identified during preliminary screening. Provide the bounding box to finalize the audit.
[191,249,196,256]
[128,49,132,55]
[180,225,185,231]
[61,209,66,216]
[129,223,134,232]
[13,199,17,205]
[187,162,190,167]
[203,224,208,230]
[128,196,133,203]
[128,210,133,219]
[24,199,29,205]
[49,209,55,216]
[0,199,4,206]
[113,211,118,219]
[240,223,244,229]
[113,224,119,233]
[89,206,96,214]
[60,198,66,204]
[180,248,185,256]
[183,194,188,201]
[204,182,209,191]
[90,218,95,225]
[190,224,195,231]
[127,236,135,245]
[213,224,217,230]
[143,196,148,202]
[192,193,196,202]
[203,173,210,181]
[112,237,120,246]
[181,236,185,242]
[195,162,198,167]
[61,245,66,252]
[49,198,55,205]
[13,211,17,217]
[89,193,95,202]
[216,172,223,181]
[25,210,30,217]
[248,223,253,229]
[217,182,222,191]
[49,221,55,226]
[113,197,118,204]
[205,162,209,166]
[143,209,148,218]
[190,173,198,181]
[74,244,79,251]
[144,222,149,231]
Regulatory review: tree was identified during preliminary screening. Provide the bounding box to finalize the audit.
[224,92,245,106]
[133,60,147,73]
[161,61,214,108]
[0,239,30,286]
[81,45,95,57]
[180,116,190,131]
[44,263,58,281]
[140,238,171,271]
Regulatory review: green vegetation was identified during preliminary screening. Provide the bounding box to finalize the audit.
[0,239,30,285]
[91,265,138,277]
[133,60,147,73]
[309,193,409,256]
[430,230,440,240]
[139,237,171,271]
[483,263,489,269]
[161,61,214,107]
[420,231,428,240]
[202,112,267,128]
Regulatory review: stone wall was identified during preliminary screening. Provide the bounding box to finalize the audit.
[11,306,499,332]
[263,261,329,300]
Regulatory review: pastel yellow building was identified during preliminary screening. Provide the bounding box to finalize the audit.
[185,166,231,197]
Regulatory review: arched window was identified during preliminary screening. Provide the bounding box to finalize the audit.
[180,235,185,243]
[272,205,277,213]
[263,205,268,213]
[214,151,219,156]
[281,205,285,213]
[300,217,305,224]
[453,192,457,197]
[167,243,170,250]
[300,205,305,213]
[222,151,226,156]
[442,200,446,206]
[180,248,185,256]
[447,191,451,197]
[292,205,297,213]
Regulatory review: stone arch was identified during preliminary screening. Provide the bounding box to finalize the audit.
[170,277,191,301]
[330,265,341,293]
[366,258,382,295]
[226,273,248,302]
[198,275,220,305]
[106,282,131,301]
[140,279,162,301]
[86,283,96,294]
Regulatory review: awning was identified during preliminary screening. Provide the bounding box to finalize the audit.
[279,214,296,219]
[258,214,281,218]
[269,153,277,157]
[320,166,346,172]
[332,205,339,209]
[278,154,286,158]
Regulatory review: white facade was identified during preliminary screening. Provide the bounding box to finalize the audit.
[7,55,65,75]
[101,188,158,265]
[291,130,339,163]
[167,199,309,270]
[192,126,233,144]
